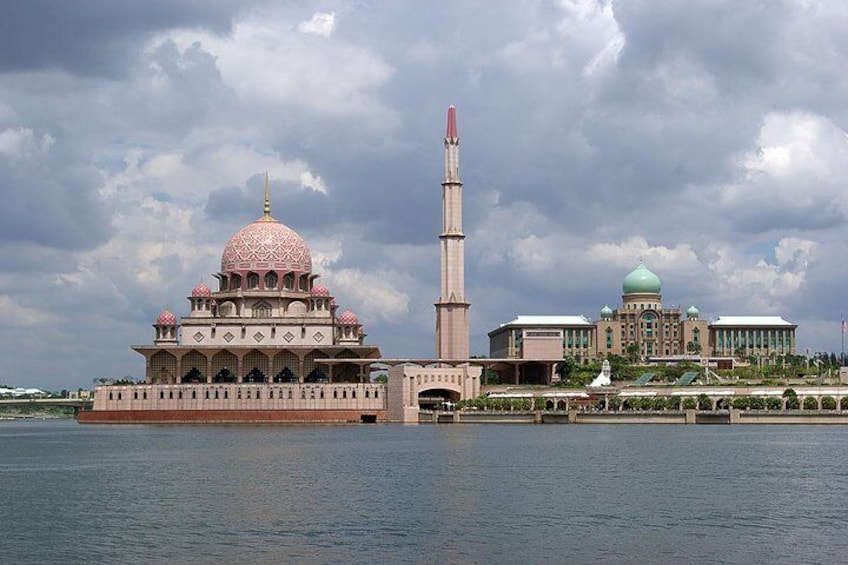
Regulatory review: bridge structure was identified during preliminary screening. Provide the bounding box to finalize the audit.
[0,398,94,412]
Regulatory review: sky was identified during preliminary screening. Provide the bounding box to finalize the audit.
[1,0,848,390]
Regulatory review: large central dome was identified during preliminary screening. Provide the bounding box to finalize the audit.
[622,263,661,294]
[221,217,312,274]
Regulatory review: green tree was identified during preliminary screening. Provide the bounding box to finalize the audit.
[555,357,578,382]
[485,370,500,385]
[626,342,641,364]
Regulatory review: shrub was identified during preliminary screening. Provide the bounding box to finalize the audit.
[652,396,671,411]
[732,397,749,410]
[803,397,818,410]
[747,396,765,410]
[766,396,782,410]
[608,397,622,411]
[682,397,697,410]
[822,396,837,410]
[698,394,712,411]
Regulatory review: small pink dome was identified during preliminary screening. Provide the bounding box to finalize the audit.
[156,310,177,326]
[221,218,312,274]
[338,309,358,325]
[191,282,212,297]
[311,284,330,297]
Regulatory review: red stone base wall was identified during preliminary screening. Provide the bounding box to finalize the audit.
[78,409,388,424]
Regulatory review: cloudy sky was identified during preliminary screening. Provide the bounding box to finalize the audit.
[2,0,847,389]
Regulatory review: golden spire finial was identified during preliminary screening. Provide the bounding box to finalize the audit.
[263,172,271,219]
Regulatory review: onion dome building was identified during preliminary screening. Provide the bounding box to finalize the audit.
[134,174,381,385]
[489,262,796,382]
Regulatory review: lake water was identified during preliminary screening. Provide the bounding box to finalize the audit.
[2,420,847,564]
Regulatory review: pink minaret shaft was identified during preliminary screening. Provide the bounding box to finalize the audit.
[435,105,470,360]
[446,105,458,139]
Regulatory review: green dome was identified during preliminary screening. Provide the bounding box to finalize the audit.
[600,305,613,318]
[686,305,699,316]
[622,264,661,294]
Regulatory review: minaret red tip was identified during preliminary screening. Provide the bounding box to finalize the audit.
[446,105,458,138]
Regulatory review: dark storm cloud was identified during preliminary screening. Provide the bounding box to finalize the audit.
[0,146,111,251]
[0,0,241,77]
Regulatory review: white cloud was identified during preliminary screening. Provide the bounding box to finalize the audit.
[496,0,625,76]
[707,237,817,313]
[296,12,336,37]
[156,11,395,122]
[326,267,410,323]
[706,111,848,229]
[0,127,55,159]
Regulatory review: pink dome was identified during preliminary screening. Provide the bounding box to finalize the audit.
[221,218,312,274]
[191,282,211,297]
[338,309,358,325]
[311,284,330,297]
[156,310,177,326]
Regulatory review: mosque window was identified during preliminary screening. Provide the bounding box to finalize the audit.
[219,276,228,291]
[288,390,293,399]
[253,301,272,318]
[160,391,164,399]
[343,389,347,399]
[247,272,260,289]
[178,390,182,399]
[230,274,242,291]
[109,392,113,400]
[265,271,278,290]
[299,275,308,291]
[143,391,147,400]
[301,390,306,399]
[283,274,294,290]
[117,392,122,400]
[133,391,138,400]
[352,390,356,399]
[205,390,209,399]
[224,390,228,399]
[365,389,370,398]
[320,390,324,399]
[333,390,338,399]
[375,389,379,399]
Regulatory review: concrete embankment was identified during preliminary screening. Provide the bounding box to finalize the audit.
[420,409,848,424]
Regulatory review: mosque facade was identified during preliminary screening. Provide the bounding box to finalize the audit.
[133,173,381,388]
[489,263,797,367]
[82,106,480,424]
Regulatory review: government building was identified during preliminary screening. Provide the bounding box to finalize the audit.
[488,263,796,365]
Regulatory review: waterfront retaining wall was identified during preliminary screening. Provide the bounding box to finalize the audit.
[78,409,387,424]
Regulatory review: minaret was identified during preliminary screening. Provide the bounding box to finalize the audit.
[435,105,470,360]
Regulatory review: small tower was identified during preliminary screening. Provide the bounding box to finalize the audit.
[189,282,213,317]
[337,309,363,345]
[154,310,178,344]
[435,105,470,360]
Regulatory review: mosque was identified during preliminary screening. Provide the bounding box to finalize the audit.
[81,106,480,424]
